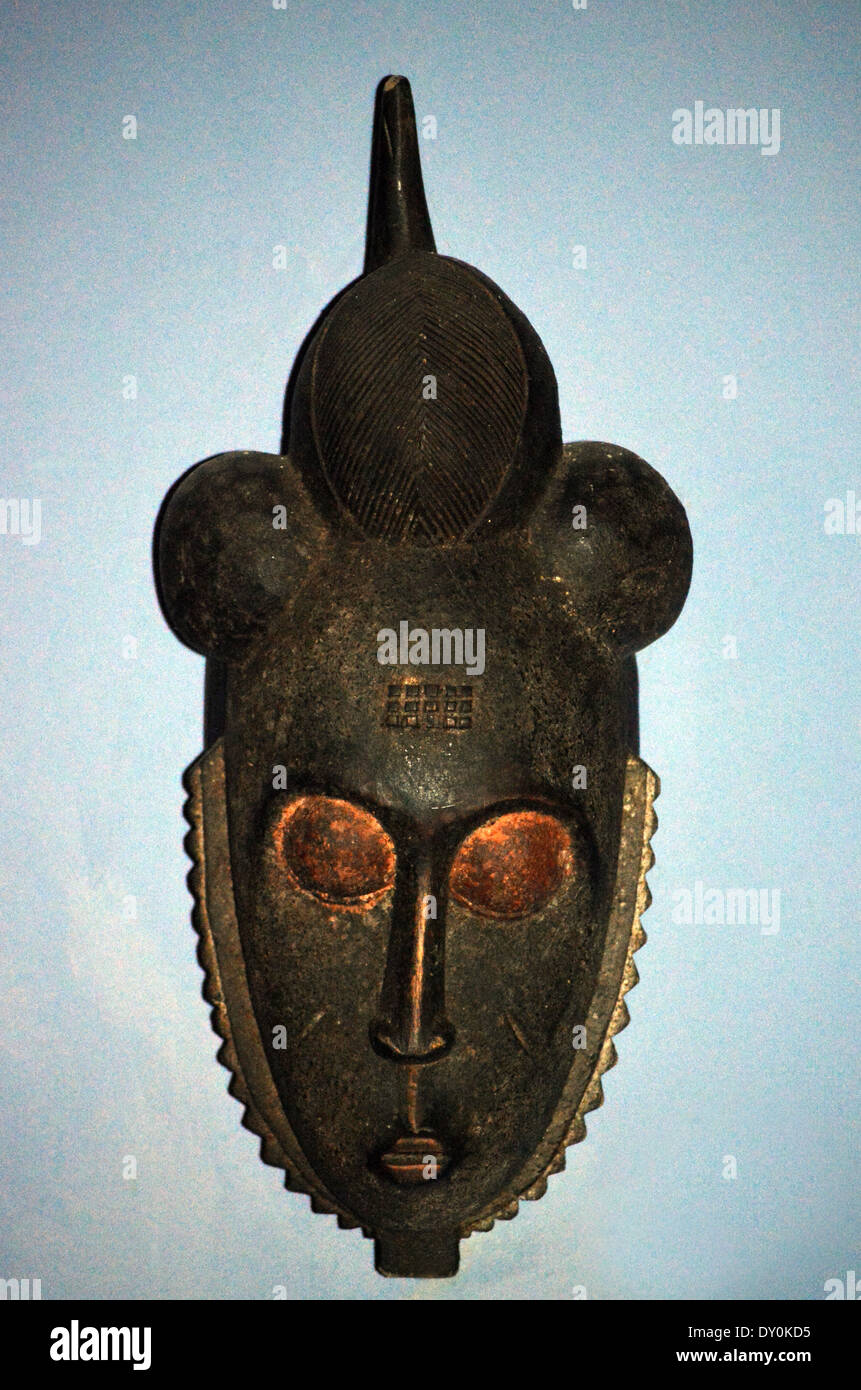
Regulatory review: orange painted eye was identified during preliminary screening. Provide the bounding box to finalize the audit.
[278,796,395,906]
[449,811,574,919]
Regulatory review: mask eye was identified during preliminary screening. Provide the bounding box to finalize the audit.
[278,796,395,906]
[449,811,575,919]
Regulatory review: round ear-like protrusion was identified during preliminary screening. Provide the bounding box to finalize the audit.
[529,442,692,653]
[155,451,329,659]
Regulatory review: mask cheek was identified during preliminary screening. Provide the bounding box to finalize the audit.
[249,809,394,1046]
[247,859,393,1099]
[447,879,599,1064]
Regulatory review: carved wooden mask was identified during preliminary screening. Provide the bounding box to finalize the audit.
[155,76,692,1277]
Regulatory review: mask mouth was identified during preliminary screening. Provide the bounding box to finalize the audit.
[377,1131,452,1184]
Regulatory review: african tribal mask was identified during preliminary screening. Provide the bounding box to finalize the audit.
[155,76,692,1277]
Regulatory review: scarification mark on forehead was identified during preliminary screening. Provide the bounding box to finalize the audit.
[383,680,475,730]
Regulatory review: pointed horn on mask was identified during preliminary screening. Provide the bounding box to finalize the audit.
[364,74,436,273]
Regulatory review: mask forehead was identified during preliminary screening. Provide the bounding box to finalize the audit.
[224,541,629,849]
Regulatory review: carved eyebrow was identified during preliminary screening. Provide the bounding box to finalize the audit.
[448,799,574,838]
[271,783,383,819]
[270,782,580,851]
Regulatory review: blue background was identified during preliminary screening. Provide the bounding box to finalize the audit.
[1,0,857,1299]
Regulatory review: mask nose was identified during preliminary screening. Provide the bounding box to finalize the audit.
[371,846,454,1063]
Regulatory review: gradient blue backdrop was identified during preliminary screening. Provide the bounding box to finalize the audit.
[1,0,857,1300]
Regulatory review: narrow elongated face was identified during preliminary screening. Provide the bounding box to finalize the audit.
[157,76,691,1278]
[222,541,630,1245]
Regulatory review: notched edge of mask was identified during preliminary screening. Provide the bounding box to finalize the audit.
[463,754,658,1235]
[183,741,657,1244]
[183,740,363,1232]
